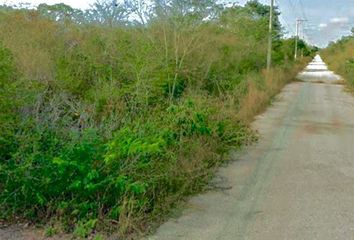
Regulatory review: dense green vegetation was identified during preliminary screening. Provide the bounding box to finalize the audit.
[0,0,314,238]
[322,31,354,87]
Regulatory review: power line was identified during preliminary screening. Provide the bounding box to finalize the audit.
[297,0,312,44]
[275,1,316,47]
[281,0,314,44]
[274,0,295,36]
[297,0,307,20]
[286,0,299,19]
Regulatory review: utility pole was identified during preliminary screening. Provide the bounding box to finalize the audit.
[295,19,306,60]
[294,19,299,60]
[266,0,274,71]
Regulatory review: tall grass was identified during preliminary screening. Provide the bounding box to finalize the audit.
[0,2,312,238]
[322,35,354,87]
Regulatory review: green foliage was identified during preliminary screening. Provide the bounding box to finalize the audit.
[322,34,354,86]
[56,48,97,96]
[45,226,58,237]
[344,58,354,86]
[0,44,16,83]
[0,1,311,238]
[73,219,98,238]
[273,38,316,65]
[0,129,104,219]
[93,235,105,240]
[0,43,19,160]
[37,3,84,23]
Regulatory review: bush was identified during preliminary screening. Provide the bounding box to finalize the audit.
[0,43,19,160]
[0,1,312,238]
[0,97,254,236]
[322,35,354,86]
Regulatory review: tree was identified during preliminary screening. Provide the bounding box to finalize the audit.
[37,3,85,23]
[125,0,153,25]
[244,0,282,38]
[86,0,131,26]
[153,0,222,25]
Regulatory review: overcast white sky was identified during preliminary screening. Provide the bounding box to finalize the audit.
[1,0,95,9]
[1,0,354,47]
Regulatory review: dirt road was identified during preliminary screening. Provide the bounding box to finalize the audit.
[148,55,354,240]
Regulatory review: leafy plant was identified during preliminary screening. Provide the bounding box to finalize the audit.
[0,1,313,238]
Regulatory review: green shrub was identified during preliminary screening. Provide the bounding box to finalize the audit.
[0,96,254,236]
[0,43,19,160]
[0,2,311,238]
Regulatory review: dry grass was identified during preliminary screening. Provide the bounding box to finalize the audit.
[322,38,354,88]
[238,60,309,122]
[0,6,313,240]
[0,12,57,82]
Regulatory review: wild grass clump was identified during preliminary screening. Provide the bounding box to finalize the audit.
[322,34,354,88]
[0,1,313,238]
